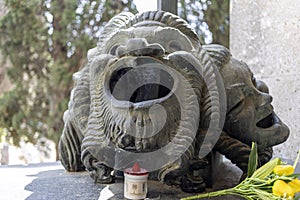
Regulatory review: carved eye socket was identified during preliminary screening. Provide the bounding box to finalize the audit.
[228,99,245,115]
[109,45,120,55]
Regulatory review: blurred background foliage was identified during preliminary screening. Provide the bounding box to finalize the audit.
[178,0,229,47]
[0,0,228,160]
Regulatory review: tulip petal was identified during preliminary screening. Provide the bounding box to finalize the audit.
[288,179,300,193]
[273,180,295,198]
[273,165,294,176]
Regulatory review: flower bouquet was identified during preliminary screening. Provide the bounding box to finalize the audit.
[181,143,300,200]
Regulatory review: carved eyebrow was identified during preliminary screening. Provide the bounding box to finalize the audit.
[226,83,246,90]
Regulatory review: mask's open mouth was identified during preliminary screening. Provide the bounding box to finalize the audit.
[256,112,278,129]
[109,67,173,103]
[130,83,171,103]
[107,57,176,107]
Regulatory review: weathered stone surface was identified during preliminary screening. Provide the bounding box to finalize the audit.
[230,0,300,160]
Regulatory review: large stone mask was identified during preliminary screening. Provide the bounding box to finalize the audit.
[59,11,289,193]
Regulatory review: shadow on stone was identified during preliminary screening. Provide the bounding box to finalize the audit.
[25,170,103,200]
[22,161,246,200]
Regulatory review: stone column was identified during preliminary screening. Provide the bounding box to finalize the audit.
[230,0,300,159]
[157,0,178,15]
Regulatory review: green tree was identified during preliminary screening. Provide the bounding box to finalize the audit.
[0,0,228,160]
[178,0,229,47]
[0,0,137,158]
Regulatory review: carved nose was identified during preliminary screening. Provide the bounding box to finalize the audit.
[258,93,273,107]
[116,38,165,57]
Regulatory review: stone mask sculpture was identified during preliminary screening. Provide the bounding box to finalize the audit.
[204,44,289,172]
[204,45,289,149]
[59,11,289,193]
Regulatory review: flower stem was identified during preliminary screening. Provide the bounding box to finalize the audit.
[180,189,241,200]
[293,149,300,169]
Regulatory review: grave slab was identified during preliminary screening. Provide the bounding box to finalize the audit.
[0,160,298,200]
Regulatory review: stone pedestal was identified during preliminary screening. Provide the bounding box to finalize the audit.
[230,0,300,160]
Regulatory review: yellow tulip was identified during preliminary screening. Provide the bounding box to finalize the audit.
[288,179,300,193]
[272,180,294,198]
[273,165,294,176]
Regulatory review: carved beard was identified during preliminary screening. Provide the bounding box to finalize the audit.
[80,52,204,172]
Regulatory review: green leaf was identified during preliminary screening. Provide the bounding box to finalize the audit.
[251,158,281,179]
[247,142,258,178]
